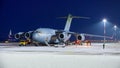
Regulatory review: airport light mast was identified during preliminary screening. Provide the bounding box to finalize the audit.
[102,18,107,49]
[114,25,117,42]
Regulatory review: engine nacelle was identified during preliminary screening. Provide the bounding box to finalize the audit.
[77,34,85,41]
[25,31,33,39]
[58,33,65,40]
[59,33,64,39]
[15,32,24,39]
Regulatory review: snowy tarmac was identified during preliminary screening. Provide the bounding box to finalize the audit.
[0,43,120,68]
[0,43,120,55]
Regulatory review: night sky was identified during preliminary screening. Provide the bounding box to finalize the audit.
[0,0,120,40]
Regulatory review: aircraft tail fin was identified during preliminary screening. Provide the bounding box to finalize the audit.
[8,29,13,39]
[64,14,73,31]
[58,14,90,31]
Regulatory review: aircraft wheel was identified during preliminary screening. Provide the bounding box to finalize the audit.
[19,44,22,46]
[62,46,65,48]
[54,46,58,48]
[19,44,24,46]
[33,43,39,46]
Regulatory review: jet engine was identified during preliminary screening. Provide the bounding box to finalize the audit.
[15,32,24,39]
[25,31,33,39]
[57,32,70,43]
[76,34,85,41]
[58,33,65,40]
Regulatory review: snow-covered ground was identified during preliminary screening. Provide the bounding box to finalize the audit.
[0,43,120,55]
[0,43,120,68]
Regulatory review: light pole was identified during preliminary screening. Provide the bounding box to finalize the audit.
[114,25,117,42]
[102,18,107,49]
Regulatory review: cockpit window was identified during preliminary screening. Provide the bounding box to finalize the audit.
[35,31,41,33]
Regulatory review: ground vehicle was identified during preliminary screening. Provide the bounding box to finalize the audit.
[73,40,82,45]
[19,40,27,46]
[19,40,30,46]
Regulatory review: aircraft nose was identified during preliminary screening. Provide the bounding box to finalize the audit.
[33,31,42,37]
[32,32,41,41]
[32,32,46,43]
[33,32,40,38]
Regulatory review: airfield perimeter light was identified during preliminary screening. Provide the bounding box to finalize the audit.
[102,18,107,49]
[114,25,117,31]
[103,19,107,23]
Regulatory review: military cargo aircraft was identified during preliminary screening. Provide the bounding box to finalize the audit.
[15,14,111,46]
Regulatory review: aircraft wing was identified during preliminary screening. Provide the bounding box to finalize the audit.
[56,30,112,39]
[82,33,112,39]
